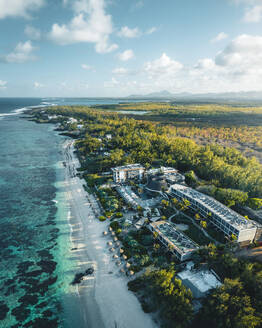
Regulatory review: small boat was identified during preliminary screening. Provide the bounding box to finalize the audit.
[85,267,94,275]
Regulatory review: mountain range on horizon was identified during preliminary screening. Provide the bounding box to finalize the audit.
[128,90,262,101]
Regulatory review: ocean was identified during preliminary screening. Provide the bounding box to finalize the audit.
[0,98,126,328]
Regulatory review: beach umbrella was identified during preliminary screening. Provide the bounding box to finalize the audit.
[122,255,127,260]
[126,262,131,268]
[111,231,115,236]
[107,241,113,246]
[120,268,125,273]
[113,237,118,242]
[119,248,124,254]
[110,248,115,252]
[113,254,119,259]
[129,270,134,276]
[109,227,112,231]
[103,231,108,235]
[116,241,120,246]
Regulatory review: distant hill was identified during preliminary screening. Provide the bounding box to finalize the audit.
[127,90,262,103]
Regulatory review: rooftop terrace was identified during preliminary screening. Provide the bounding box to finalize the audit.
[150,221,199,255]
[171,184,259,231]
[111,164,145,172]
[178,268,221,297]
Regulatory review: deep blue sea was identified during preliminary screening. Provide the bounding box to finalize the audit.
[0,98,126,328]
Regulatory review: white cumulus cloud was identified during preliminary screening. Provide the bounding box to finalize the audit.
[49,0,118,53]
[2,41,36,63]
[118,26,140,38]
[118,49,134,61]
[25,25,41,40]
[211,32,228,43]
[146,27,157,35]
[215,34,262,71]
[112,67,128,74]
[118,26,157,38]
[34,81,44,88]
[194,58,216,70]
[0,0,45,19]
[232,0,262,22]
[144,53,183,78]
[244,4,262,22]
[188,33,262,92]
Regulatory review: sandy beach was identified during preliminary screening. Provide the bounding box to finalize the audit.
[62,140,156,328]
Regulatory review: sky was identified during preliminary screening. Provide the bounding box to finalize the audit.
[1,0,262,97]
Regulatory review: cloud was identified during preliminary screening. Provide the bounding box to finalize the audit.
[1,41,36,63]
[118,49,134,61]
[34,81,44,88]
[118,26,140,38]
[0,80,7,89]
[211,32,228,43]
[118,26,157,38]
[232,0,262,22]
[81,64,93,70]
[194,58,216,70]
[244,4,262,22]
[112,67,128,74]
[146,27,157,35]
[102,34,262,95]
[188,33,262,92]
[25,25,41,40]
[130,1,144,11]
[0,0,45,19]
[144,53,183,78]
[49,0,118,53]
[215,34,262,71]
[104,77,119,88]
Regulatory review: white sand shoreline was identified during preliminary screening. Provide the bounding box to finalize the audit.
[62,140,157,328]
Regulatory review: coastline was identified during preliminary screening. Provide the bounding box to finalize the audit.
[61,140,157,328]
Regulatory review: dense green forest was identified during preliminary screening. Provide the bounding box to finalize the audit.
[93,102,262,155]
[43,105,262,199]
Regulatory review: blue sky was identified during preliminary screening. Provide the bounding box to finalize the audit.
[1,0,262,97]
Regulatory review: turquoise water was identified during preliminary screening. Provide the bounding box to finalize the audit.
[0,102,69,327]
[0,98,128,327]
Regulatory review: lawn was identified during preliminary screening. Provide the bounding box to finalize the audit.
[172,214,213,246]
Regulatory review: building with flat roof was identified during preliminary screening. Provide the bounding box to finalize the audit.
[178,267,221,299]
[146,167,185,194]
[149,221,199,261]
[170,184,260,243]
[112,164,145,183]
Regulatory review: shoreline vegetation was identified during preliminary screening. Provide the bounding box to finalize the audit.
[26,102,262,328]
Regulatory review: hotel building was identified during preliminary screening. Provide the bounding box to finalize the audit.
[170,184,260,243]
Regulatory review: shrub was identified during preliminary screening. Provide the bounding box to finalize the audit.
[115,212,123,218]
[185,170,198,187]
[105,211,113,218]
[248,198,262,210]
[110,220,120,231]
[141,300,155,313]
[99,216,106,222]
[127,277,145,292]
[141,235,154,246]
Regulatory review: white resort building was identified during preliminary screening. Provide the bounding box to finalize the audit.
[112,164,145,183]
[149,221,199,261]
[178,265,222,298]
[170,184,261,243]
